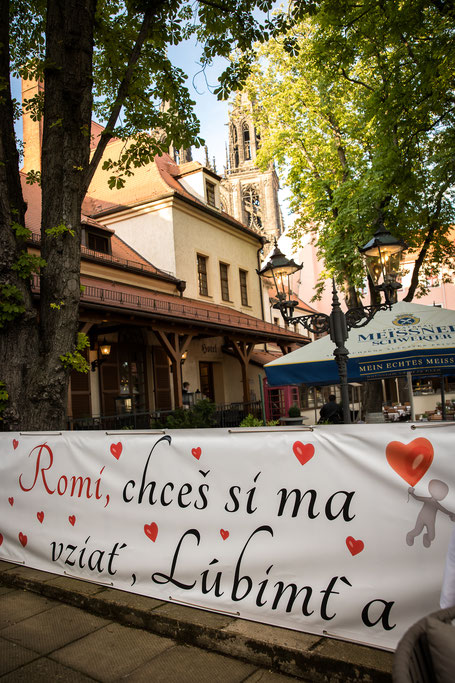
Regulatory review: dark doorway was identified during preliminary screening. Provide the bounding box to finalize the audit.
[199,361,215,402]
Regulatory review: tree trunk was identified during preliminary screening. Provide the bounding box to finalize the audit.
[0,0,39,429]
[0,0,96,430]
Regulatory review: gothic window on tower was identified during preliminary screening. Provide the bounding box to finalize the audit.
[242,185,262,229]
[242,122,251,160]
[230,124,239,168]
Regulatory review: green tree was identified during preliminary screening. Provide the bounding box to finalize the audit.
[244,1,455,304]
[0,0,291,431]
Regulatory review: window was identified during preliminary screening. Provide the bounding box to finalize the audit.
[87,232,110,254]
[197,254,209,296]
[206,181,216,207]
[242,122,251,160]
[230,124,239,168]
[220,263,230,301]
[242,185,262,229]
[239,269,248,306]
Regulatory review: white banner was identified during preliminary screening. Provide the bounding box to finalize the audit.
[1,425,455,651]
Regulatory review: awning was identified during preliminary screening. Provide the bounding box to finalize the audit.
[265,301,455,386]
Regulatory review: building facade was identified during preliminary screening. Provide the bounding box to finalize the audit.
[21,80,310,425]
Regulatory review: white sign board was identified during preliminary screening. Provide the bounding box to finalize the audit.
[1,425,454,651]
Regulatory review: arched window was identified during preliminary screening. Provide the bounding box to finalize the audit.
[242,185,262,229]
[230,124,239,168]
[242,122,251,160]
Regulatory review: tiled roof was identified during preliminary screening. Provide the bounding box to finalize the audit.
[21,174,177,281]
[86,147,263,241]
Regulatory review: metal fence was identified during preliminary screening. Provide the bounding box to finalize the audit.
[67,401,263,431]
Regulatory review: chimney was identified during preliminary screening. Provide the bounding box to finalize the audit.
[22,78,44,173]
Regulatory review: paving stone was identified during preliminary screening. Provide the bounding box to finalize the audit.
[1,602,109,655]
[96,586,165,612]
[47,575,106,595]
[0,590,57,630]
[0,655,95,682]
[153,601,234,630]
[224,619,321,651]
[0,585,15,596]
[245,669,312,682]
[51,621,175,682]
[312,637,394,673]
[0,561,17,572]
[118,643,257,683]
[5,565,57,583]
[0,636,39,675]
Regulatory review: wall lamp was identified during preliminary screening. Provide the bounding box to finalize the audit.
[91,338,112,371]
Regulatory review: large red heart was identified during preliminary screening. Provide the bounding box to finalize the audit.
[144,522,158,542]
[68,515,76,527]
[192,447,202,460]
[220,529,229,540]
[13,439,19,450]
[346,536,364,556]
[19,532,27,548]
[110,442,123,460]
[37,511,44,524]
[293,441,315,466]
[0,533,3,546]
[386,438,434,486]
[8,497,14,506]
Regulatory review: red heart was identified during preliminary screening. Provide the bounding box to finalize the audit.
[13,439,19,450]
[346,536,364,556]
[0,533,3,546]
[144,522,158,542]
[220,529,229,540]
[293,441,315,466]
[68,515,76,527]
[8,497,14,506]
[37,511,44,524]
[19,532,27,548]
[110,442,122,460]
[386,438,434,487]
[192,447,202,460]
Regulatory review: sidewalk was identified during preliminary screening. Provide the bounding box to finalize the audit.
[0,561,393,682]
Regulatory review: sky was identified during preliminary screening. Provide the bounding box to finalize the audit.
[167,42,231,173]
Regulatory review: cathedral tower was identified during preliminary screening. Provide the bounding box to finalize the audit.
[221,93,283,247]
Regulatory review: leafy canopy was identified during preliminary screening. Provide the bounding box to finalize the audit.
[244,0,455,301]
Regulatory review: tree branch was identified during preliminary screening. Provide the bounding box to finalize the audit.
[82,5,161,196]
[340,67,375,92]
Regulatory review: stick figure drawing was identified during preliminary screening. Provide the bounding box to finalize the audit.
[407,479,455,548]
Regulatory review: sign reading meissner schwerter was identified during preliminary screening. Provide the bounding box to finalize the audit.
[1,426,454,650]
[265,302,455,387]
[354,310,455,380]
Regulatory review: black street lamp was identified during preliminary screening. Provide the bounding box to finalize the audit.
[258,227,407,423]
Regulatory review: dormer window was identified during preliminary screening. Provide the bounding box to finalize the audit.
[82,225,112,255]
[206,181,216,208]
[87,232,110,254]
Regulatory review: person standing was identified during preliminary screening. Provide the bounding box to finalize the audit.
[318,394,343,424]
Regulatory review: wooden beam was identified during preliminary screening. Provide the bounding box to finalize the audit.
[154,331,194,409]
[226,338,255,403]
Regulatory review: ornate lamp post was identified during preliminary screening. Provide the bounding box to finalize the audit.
[258,227,406,423]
